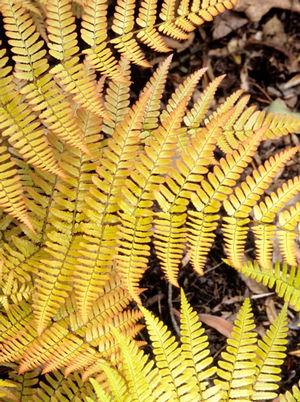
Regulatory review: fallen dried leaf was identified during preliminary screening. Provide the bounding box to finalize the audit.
[198,313,233,338]
[235,0,300,22]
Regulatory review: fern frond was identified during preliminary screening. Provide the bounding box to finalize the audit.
[103,57,131,136]
[0,141,32,229]
[89,377,112,402]
[93,361,127,400]
[278,202,300,266]
[141,306,196,399]
[215,298,257,400]
[46,0,78,61]
[20,74,89,154]
[188,129,263,275]
[117,92,191,300]
[111,328,165,402]
[112,0,150,67]
[184,74,225,132]
[239,261,300,311]
[180,289,216,399]
[279,380,300,401]
[46,0,108,119]
[140,55,172,136]
[223,147,299,268]
[0,0,48,80]
[74,87,153,319]
[253,176,300,268]
[34,370,94,401]
[251,305,288,400]
[0,95,63,177]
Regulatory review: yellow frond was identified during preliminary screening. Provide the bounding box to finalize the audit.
[215,298,257,401]
[239,261,300,311]
[251,305,288,400]
[141,55,172,135]
[20,74,89,153]
[46,0,78,61]
[0,95,63,177]
[278,202,300,266]
[180,289,216,399]
[141,306,196,399]
[0,141,32,229]
[253,175,300,268]
[103,57,131,136]
[0,0,48,80]
[223,147,299,268]
[279,380,300,402]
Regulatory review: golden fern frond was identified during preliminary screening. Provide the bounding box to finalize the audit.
[81,0,236,79]
[188,128,264,275]
[140,306,196,399]
[278,202,300,266]
[184,74,225,133]
[111,329,167,401]
[0,275,141,375]
[180,289,216,399]
[238,261,300,311]
[153,111,233,284]
[117,85,193,300]
[91,291,289,402]
[33,370,94,401]
[81,0,127,81]
[140,55,172,136]
[74,88,153,320]
[0,141,32,230]
[136,0,171,52]
[0,0,48,81]
[252,176,300,269]
[0,93,63,177]
[20,74,89,157]
[111,0,151,68]
[88,378,112,402]
[279,380,300,402]
[33,119,100,333]
[0,378,17,401]
[91,361,127,400]
[47,0,108,119]
[217,109,300,153]
[223,147,299,268]
[215,298,257,401]
[251,305,288,400]
[103,57,131,136]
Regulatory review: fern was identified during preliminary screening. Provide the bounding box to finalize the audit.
[90,291,289,401]
[0,1,299,398]
[238,261,300,311]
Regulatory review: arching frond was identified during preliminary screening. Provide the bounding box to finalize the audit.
[238,261,300,311]
[251,305,288,400]
[278,202,300,266]
[223,147,299,268]
[215,298,257,400]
